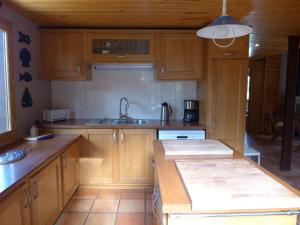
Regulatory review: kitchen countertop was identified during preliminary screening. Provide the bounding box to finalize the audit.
[154,140,300,214]
[0,134,81,200]
[41,119,206,130]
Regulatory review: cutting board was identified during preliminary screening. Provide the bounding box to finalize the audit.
[176,159,300,212]
[161,139,233,159]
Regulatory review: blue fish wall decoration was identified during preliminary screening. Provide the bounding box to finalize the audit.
[19,48,31,67]
[18,31,31,45]
[19,72,32,82]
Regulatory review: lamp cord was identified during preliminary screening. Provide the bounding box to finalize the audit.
[222,0,227,16]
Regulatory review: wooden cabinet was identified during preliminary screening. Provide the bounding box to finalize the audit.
[119,129,155,184]
[157,32,203,80]
[210,59,247,152]
[61,141,80,205]
[30,157,62,225]
[86,31,156,62]
[82,129,117,184]
[0,183,31,225]
[198,37,248,153]
[40,30,91,80]
[78,128,155,186]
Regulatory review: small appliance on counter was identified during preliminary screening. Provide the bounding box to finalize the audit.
[183,100,199,123]
[160,102,173,121]
[43,109,70,122]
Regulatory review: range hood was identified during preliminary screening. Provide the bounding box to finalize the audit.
[93,63,154,71]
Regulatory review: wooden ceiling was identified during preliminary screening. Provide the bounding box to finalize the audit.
[4,0,300,58]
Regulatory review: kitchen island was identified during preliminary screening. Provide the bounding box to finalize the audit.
[153,140,300,225]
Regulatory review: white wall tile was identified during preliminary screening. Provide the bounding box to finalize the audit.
[51,67,197,120]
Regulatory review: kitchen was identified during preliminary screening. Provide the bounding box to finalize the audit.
[1,0,300,225]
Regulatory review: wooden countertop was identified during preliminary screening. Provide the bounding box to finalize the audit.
[40,119,206,130]
[0,134,81,200]
[154,141,300,214]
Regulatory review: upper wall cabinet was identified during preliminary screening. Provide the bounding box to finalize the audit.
[40,30,91,80]
[157,32,203,80]
[86,31,156,62]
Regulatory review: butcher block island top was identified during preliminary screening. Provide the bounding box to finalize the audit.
[154,140,300,215]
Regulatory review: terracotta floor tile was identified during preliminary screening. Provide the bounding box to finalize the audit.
[116,212,145,225]
[55,213,87,225]
[91,199,119,213]
[119,199,145,213]
[97,190,121,199]
[74,189,98,199]
[121,190,145,199]
[146,213,154,225]
[66,199,94,213]
[85,213,116,225]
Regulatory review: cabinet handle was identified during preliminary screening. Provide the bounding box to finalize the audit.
[77,63,81,72]
[116,55,126,59]
[120,130,124,143]
[151,159,156,167]
[224,52,234,56]
[113,130,117,143]
[23,187,31,208]
[32,181,39,199]
[161,65,164,74]
[62,155,68,169]
[211,119,216,129]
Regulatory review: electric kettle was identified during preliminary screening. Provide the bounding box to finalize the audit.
[161,102,173,121]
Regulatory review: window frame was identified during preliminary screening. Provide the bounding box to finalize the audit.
[0,17,16,144]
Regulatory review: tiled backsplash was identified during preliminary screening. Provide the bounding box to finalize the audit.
[51,67,197,120]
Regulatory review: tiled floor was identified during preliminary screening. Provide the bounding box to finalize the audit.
[55,189,154,225]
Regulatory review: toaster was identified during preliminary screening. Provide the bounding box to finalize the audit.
[43,109,70,122]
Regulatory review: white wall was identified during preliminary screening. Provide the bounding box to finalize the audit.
[51,67,197,120]
[0,4,51,141]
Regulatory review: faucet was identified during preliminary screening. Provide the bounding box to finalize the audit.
[119,97,129,120]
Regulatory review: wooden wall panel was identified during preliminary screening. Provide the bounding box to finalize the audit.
[248,59,265,135]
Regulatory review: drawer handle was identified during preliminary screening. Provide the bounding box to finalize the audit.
[62,155,68,169]
[224,52,234,56]
[23,187,31,208]
[32,181,39,199]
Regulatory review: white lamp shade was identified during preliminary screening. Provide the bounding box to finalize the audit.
[196,15,253,39]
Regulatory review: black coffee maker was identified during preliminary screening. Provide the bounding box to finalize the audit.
[183,100,199,123]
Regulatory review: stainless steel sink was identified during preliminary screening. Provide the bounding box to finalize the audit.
[86,119,147,125]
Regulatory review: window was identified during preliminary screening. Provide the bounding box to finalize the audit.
[0,18,15,144]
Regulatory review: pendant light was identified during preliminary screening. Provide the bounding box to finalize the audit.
[196,0,253,48]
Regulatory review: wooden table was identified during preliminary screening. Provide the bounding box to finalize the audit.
[153,140,300,225]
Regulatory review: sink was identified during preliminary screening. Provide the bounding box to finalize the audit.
[86,119,147,125]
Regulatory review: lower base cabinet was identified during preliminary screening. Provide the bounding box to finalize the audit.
[61,141,80,204]
[30,157,62,225]
[0,183,31,225]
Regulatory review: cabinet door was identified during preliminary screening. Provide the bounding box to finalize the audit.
[61,140,80,205]
[40,30,88,80]
[119,129,155,184]
[31,157,62,225]
[82,129,118,184]
[210,59,247,153]
[158,32,203,80]
[86,32,155,62]
[0,183,31,225]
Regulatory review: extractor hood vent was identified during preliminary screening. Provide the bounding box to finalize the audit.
[93,64,154,71]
